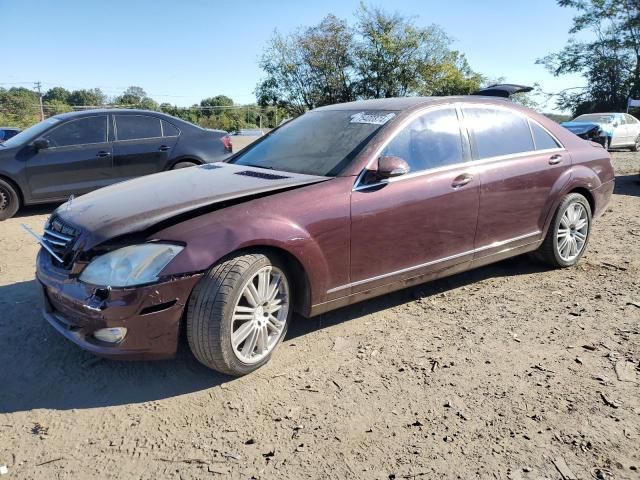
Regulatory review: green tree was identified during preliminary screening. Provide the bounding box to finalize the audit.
[44,99,73,116]
[68,88,106,107]
[256,6,483,112]
[257,14,356,114]
[200,95,235,124]
[115,86,158,110]
[43,86,71,104]
[539,0,639,114]
[418,51,484,96]
[0,87,41,128]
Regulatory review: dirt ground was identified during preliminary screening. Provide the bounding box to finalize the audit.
[1,152,639,480]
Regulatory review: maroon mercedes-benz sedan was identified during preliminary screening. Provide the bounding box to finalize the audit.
[31,95,614,376]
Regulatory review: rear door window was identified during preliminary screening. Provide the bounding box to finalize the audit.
[463,106,534,159]
[115,115,162,141]
[529,121,560,150]
[45,116,108,147]
[381,107,465,173]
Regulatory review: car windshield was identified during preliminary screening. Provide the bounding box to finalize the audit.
[574,114,615,124]
[228,110,397,176]
[1,118,61,147]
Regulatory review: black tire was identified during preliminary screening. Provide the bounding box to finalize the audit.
[0,179,20,221]
[186,252,292,376]
[602,136,610,150]
[537,193,592,268]
[172,161,198,170]
[631,135,640,152]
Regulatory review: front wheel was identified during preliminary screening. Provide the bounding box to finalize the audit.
[0,179,20,221]
[537,193,592,268]
[631,135,640,152]
[186,252,292,376]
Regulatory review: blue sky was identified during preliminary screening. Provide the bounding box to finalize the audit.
[1,0,585,112]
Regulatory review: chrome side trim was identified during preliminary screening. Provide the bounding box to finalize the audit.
[327,231,541,294]
[354,146,565,191]
[21,224,64,263]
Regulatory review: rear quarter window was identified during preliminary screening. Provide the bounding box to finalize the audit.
[463,106,534,159]
[162,120,180,137]
[530,121,560,150]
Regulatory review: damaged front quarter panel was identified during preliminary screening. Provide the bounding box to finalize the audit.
[37,249,203,359]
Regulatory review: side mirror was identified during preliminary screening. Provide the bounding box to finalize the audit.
[376,155,410,179]
[33,138,50,150]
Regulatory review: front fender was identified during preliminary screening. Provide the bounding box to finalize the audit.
[156,211,332,305]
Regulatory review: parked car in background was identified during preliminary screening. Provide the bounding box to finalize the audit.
[560,121,607,146]
[562,113,640,150]
[0,127,21,143]
[222,128,265,153]
[31,92,614,376]
[0,109,230,219]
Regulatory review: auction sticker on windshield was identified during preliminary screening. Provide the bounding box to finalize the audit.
[350,112,396,125]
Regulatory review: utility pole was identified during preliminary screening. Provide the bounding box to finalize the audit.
[34,81,44,121]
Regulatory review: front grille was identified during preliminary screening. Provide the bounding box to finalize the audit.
[43,216,78,267]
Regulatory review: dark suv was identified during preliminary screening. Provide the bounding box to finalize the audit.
[0,109,229,219]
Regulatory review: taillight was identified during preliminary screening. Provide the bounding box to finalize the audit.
[221,134,232,151]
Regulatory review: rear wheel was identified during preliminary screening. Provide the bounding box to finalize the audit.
[172,161,198,169]
[631,135,640,152]
[602,136,610,150]
[537,193,592,268]
[186,252,292,376]
[0,179,20,221]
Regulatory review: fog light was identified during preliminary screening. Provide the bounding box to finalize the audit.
[93,327,127,344]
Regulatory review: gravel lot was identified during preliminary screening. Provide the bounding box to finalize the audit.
[0,152,638,479]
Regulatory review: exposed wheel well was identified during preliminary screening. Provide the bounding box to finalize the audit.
[229,246,312,317]
[0,174,24,205]
[568,187,595,215]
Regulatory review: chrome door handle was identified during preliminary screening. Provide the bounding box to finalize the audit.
[451,173,473,188]
[549,154,563,165]
[96,151,111,158]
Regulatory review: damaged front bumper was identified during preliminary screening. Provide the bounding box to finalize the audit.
[36,250,202,360]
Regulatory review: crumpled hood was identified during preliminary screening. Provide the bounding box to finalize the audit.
[561,121,602,136]
[54,162,327,248]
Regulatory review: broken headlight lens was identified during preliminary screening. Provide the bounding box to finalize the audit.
[79,244,183,287]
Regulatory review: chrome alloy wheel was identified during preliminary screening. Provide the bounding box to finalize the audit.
[556,202,589,262]
[231,266,290,364]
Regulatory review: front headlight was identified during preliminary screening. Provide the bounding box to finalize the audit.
[79,244,184,287]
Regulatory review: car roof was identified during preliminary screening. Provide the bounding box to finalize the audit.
[52,108,174,120]
[313,95,517,112]
[314,97,443,111]
[51,108,201,130]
